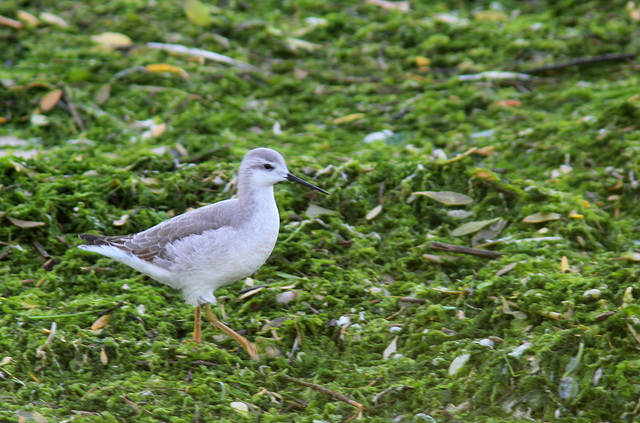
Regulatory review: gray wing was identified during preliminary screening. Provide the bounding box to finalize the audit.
[78,200,237,262]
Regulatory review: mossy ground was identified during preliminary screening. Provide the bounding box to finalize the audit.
[2,0,640,421]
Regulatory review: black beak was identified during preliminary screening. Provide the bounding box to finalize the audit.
[286,173,329,195]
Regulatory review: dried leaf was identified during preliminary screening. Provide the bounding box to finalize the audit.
[145,64,189,79]
[366,204,383,220]
[472,218,506,246]
[93,84,111,105]
[305,204,335,218]
[412,191,473,205]
[415,56,430,67]
[495,262,517,277]
[627,2,640,21]
[15,410,47,423]
[0,356,12,366]
[561,256,569,273]
[474,10,508,21]
[276,290,299,304]
[500,296,527,319]
[367,0,410,12]
[332,113,365,124]
[230,401,250,415]
[238,286,263,300]
[113,213,129,226]
[40,89,62,112]
[448,353,470,376]
[17,11,40,26]
[422,253,460,263]
[40,12,68,27]
[383,336,398,359]
[184,0,213,26]
[522,212,562,223]
[91,314,110,331]
[91,32,132,48]
[7,216,45,228]
[451,218,499,237]
[100,347,108,365]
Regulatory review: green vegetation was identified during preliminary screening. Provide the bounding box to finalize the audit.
[2,0,640,421]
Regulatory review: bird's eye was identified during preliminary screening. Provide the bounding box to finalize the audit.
[263,163,274,170]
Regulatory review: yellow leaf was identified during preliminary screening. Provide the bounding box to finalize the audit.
[415,56,430,67]
[17,10,40,26]
[145,64,189,79]
[40,89,62,112]
[91,32,132,48]
[184,0,213,26]
[561,256,569,273]
[366,204,383,220]
[332,113,365,124]
[91,314,110,331]
[100,347,108,365]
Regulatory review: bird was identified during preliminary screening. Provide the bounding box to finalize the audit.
[78,147,328,360]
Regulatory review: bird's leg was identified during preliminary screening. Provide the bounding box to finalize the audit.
[204,303,260,361]
[193,304,202,344]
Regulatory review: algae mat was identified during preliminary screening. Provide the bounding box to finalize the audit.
[2,0,640,421]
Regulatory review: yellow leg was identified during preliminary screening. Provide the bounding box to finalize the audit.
[193,304,202,344]
[204,303,260,361]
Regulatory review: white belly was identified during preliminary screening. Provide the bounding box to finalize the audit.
[162,217,280,305]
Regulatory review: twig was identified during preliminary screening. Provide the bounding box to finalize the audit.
[524,53,636,75]
[32,240,51,258]
[397,297,427,303]
[146,42,264,74]
[282,374,366,411]
[99,300,126,315]
[430,241,503,258]
[63,86,86,131]
[0,15,23,29]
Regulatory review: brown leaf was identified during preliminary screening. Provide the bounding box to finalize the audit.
[7,216,45,228]
[40,89,62,112]
[495,262,517,277]
[91,314,110,331]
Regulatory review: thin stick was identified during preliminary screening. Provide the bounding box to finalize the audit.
[430,241,503,258]
[282,374,365,411]
[524,53,636,75]
[146,42,263,74]
[63,86,86,131]
[0,15,23,29]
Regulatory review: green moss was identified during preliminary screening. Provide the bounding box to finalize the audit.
[3,0,640,421]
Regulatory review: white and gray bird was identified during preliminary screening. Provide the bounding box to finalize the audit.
[78,147,328,360]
